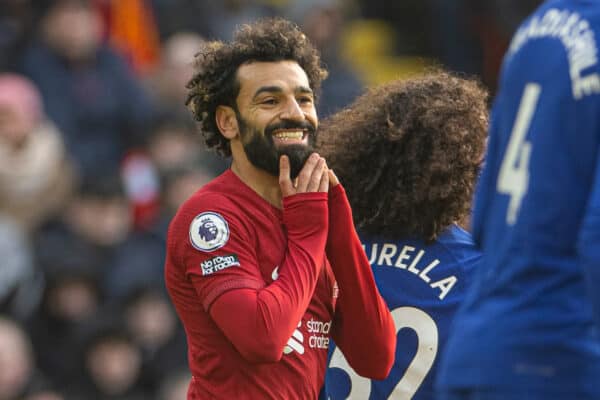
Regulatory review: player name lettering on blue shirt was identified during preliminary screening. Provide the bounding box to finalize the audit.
[363,243,457,300]
[508,8,600,99]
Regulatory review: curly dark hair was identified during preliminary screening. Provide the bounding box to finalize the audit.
[186,18,328,157]
[318,71,489,241]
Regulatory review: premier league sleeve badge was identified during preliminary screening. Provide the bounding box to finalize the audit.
[189,212,230,252]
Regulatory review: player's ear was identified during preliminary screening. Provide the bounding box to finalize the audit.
[216,105,239,140]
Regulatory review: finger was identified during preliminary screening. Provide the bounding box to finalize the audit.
[307,158,326,192]
[328,169,340,187]
[319,165,329,192]
[295,153,320,193]
[279,155,295,196]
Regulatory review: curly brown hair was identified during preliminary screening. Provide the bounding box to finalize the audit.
[186,18,328,156]
[318,71,489,241]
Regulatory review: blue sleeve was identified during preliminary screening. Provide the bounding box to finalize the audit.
[471,97,502,248]
[578,151,600,330]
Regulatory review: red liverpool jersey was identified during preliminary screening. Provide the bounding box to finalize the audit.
[165,169,337,399]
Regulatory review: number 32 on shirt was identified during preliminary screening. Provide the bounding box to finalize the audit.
[326,306,438,399]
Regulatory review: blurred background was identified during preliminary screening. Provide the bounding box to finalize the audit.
[0,0,542,399]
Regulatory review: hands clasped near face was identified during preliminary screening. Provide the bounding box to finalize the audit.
[279,153,339,197]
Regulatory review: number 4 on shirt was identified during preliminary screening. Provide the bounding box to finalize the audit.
[497,83,541,225]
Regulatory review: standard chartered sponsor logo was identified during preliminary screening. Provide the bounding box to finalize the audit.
[307,318,331,349]
[282,318,332,356]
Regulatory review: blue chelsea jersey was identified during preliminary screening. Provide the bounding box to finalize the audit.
[437,0,600,398]
[322,225,480,399]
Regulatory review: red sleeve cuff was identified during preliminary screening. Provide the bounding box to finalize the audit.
[282,191,328,206]
[328,184,345,203]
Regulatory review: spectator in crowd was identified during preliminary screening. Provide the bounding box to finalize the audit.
[122,285,188,395]
[146,119,201,173]
[285,0,364,117]
[144,162,220,248]
[0,73,75,233]
[145,117,227,235]
[0,0,36,71]
[318,71,488,399]
[0,316,33,400]
[157,368,192,400]
[18,0,156,180]
[0,316,58,400]
[34,173,162,302]
[145,117,227,176]
[0,216,44,323]
[201,0,277,41]
[146,32,206,121]
[68,311,148,399]
[35,174,132,260]
[148,0,213,40]
[102,230,168,304]
[30,173,164,304]
[160,164,220,215]
[27,243,102,388]
[121,116,226,238]
[120,116,228,231]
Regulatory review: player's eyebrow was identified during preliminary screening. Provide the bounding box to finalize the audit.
[296,86,313,96]
[252,86,283,100]
[252,85,313,100]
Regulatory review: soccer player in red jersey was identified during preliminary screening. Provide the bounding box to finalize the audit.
[164,18,396,399]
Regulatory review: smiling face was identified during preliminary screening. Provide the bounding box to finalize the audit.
[233,60,318,178]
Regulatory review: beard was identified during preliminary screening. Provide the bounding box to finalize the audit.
[236,113,317,179]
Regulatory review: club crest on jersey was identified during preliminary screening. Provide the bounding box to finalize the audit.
[189,212,229,252]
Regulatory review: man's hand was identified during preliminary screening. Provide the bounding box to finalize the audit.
[279,153,329,197]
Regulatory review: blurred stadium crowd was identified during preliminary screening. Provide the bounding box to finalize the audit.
[0,0,541,399]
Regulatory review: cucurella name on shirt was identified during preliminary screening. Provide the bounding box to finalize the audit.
[363,243,457,300]
[508,8,600,100]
